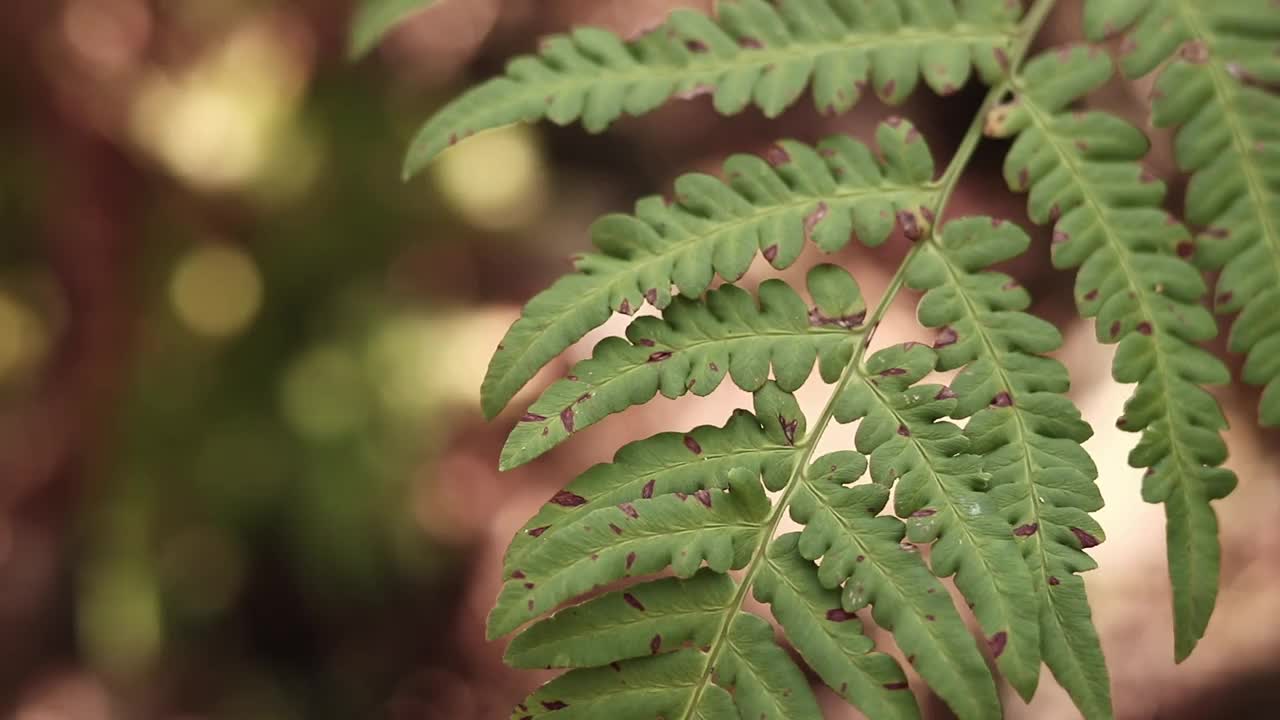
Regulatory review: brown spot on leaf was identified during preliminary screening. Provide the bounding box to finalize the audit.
[989,631,1008,658]
[992,391,1014,407]
[739,36,763,49]
[618,503,639,519]
[648,351,673,363]
[898,209,922,241]
[826,608,857,622]
[934,326,958,347]
[684,435,702,455]
[694,489,713,507]
[1071,527,1101,548]
[1179,39,1209,63]
[1084,289,1099,301]
[626,551,636,569]
[650,635,662,654]
[623,593,646,611]
[765,145,790,166]
[1137,322,1153,335]
[780,415,799,445]
[641,480,656,499]
[1110,321,1122,339]
[644,288,658,305]
[911,508,937,518]
[762,244,780,263]
[884,681,911,691]
[684,39,708,53]
[609,522,623,535]
[1176,241,1194,258]
[551,490,587,507]
[529,526,550,538]
[897,424,911,437]
[935,386,957,400]
[637,338,655,347]
[1013,523,1039,537]
[804,202,829,243]
[617,299,632,315]
[560,408,575,433]
[541,700,569,711]
[521,413,547,422]
[880,367,907,376]
[1049,576,1061,586]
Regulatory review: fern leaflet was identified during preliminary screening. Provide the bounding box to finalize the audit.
[404,0,1024,177]
[987,42,1236,662]
[1085,0,1280,427]
[481,122,935,420]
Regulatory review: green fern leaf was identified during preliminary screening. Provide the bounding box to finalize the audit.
[502,266,864,469]
[788,450,1002,719]
[480,120,936,420]
[506,571,736,669]
[832,340,1042,700]
[989,44,1236,663]
[904,216,1113,718]
[1085,0,1280,426]
[508,649,738,720]
[348,0,438,59]
[754,533,921,720]
[405,0,1021,176]
[500,409,800,581]
[488,464,772,639]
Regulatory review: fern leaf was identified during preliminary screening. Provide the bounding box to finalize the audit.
[720,613,825,719]
[481,120,936,420]
[488,465,771,638]
[754,533,921,720]
[990,45,1236,663]
[500,409,800,580]
[509,649,738,720]
[505,571,735,669]
[1086,0,1280,426]
[502,265,865,469]
[904,216,1113,718]
[405,0,1022,175]
[789,451,1002,719]
[833,341,1042,699]
[348,0,438,59]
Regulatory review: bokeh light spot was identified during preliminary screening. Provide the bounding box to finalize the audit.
[432,125,548,231]
[169,244,263,338]
[280,345,369,439]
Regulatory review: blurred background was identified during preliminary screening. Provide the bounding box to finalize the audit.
[1,1,1278,718]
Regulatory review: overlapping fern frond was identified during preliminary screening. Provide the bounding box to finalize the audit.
[1085,0,1280,424]
[404,0,1025,177]
[988,41,1237,662]
[348,0,1275,717]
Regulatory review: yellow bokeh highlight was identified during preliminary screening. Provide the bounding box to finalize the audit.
[170,244,263,338]
[432,125,548,231]
[0,291,51,384]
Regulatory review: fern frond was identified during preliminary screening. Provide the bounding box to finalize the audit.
[832,341,1042,699]
[989,44,1237,662]
[488,432,775,639]
[754,533,921,720]
[788,448,1002,719]
[1085,0,1280,426]
[905,216,1113,717]
[502,266,863,469]
[405,0,1023,176]
[481,120,937,420]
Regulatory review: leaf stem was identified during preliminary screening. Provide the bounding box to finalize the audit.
[679,1,1058,714]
